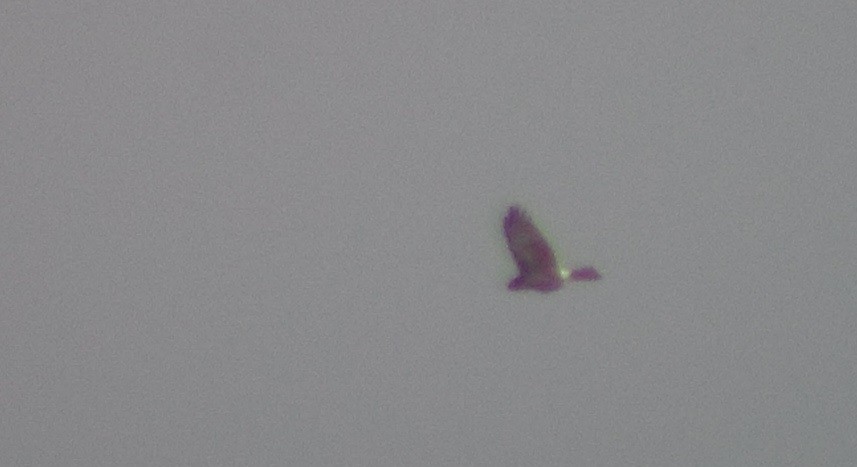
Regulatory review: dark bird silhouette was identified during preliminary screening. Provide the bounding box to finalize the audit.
[503,206,600,293]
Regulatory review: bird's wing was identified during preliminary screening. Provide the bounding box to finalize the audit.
[503,206,559,277]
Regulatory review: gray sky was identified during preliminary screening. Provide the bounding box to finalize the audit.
[3,1,857,465]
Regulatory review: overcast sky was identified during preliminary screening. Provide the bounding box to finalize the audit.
[3,1,857,465]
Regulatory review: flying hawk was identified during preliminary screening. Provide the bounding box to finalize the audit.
[503,206,600,292]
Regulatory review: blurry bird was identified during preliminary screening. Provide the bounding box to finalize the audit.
[503,205,600,292]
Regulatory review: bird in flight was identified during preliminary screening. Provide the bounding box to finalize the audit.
[503,205,600,292]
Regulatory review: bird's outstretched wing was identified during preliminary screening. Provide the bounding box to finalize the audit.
[503,206,564,292]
